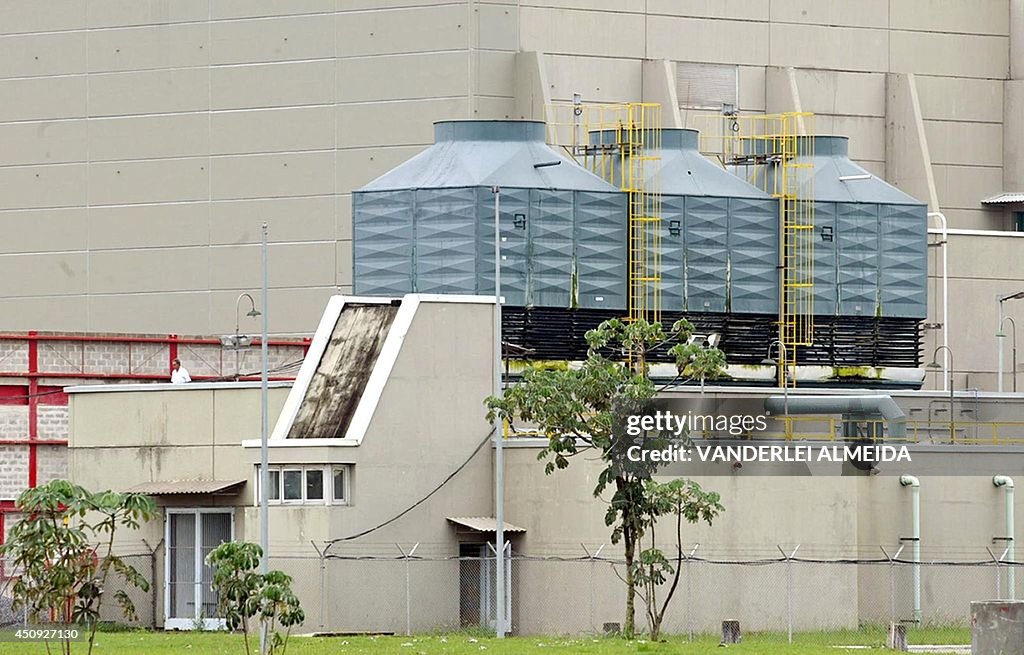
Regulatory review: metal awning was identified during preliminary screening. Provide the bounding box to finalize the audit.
[447,517,527,533]
[126,480,246,495]
[982,192,1024,205]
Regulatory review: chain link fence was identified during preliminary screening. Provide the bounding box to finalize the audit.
[279,547,1021,648]
[5,547,1018,649]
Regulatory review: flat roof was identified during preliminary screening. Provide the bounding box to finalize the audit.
[65,380,294,394]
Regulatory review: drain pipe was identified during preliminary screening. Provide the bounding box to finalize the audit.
[900,475,922,624]
[994,475,1015,599]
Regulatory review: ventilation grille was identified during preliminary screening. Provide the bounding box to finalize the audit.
[676,62,738,111]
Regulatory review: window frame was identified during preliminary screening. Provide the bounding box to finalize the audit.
[332,466,348,505]
[255,464,351,506]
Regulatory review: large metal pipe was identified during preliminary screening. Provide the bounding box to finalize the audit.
[994,475,1016,599]
[900,475,922,624]
[764,395,907,438]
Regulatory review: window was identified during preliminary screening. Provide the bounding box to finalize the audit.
[332,467,346,503]
[306,469,324,500]
[256,465,350,506]
[267,470,280,501]
[282,470,302,501]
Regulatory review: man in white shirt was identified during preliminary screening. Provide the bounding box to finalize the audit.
[170,358,191,384]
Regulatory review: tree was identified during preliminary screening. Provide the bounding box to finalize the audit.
[206,541,305,655]
[634,478,722,640]
[0,479,156,655]
[486,318,725,638]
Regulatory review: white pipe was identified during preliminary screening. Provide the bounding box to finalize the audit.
[900,475,921,623]
[927,212,949,392]
[999,300,1005,393]
[994,475,1015,599]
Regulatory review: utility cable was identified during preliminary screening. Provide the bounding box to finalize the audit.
[326,428,495,544]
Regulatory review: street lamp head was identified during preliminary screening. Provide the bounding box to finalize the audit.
[761,358,777,366]
[246,308,261,318]
[997,331,1007,338]
[925,360,942,370]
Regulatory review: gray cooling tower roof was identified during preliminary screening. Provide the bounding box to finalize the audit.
[800,136,922,205]
[651,129,772,199]
[588,128,771,198]
[358,120,618,193]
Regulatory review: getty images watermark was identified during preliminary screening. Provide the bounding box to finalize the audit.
[612,397,914,476]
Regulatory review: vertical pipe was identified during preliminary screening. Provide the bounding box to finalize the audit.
[999,300,1006,393]
[27,331,37,488]
[994,476,1015,599]
[168,335,178,372]
[492,187,506,638]
[927,213,949,392]
[259,223,270,655]
[900,475,922,623]
[405,552,411,636]
[319,553,325,631]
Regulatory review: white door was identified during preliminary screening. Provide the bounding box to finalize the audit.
[165,510,233,630]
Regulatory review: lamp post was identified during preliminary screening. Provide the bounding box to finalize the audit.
[259,223,270,655]
[490,187,506,639]
[997,292,1024,392]
[232,293,261,379]
[926,345,955,442]
[998,316,1019,393]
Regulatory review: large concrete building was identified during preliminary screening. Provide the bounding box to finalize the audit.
[65,294,1024,633]
[1,2,1023,388]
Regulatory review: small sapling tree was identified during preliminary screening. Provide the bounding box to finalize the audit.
[206,541,304,655]
[0,479,156,655]
[487,318,725,638]
[634,478,723,640]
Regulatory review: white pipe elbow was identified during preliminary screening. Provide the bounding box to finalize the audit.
[900,475,920,488]
[994,475,1015,489]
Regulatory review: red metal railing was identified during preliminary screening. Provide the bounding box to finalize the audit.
[0,332,311,546]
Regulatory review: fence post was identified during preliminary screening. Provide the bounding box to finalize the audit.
[777,544,800,644]
[988,546,1008,600]
[312,541,331,631]
[581,543,605,635]
[396,543,419,637]
[881,544,905,629]
[141,538,162,630]
[685,544,699,642]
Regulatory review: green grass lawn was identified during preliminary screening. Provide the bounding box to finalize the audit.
[0,628,971,655]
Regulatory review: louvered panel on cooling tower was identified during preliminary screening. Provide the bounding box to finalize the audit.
[477,186,529,306]
[728,196,778,315]
[413,187,477,294]
[811,201,838,316]
[352,190,414,296]
[529,189,574,308]
[836,202,879,317]
[684,196,728,312]
[656,194,685,313]
[879,203,927,318]
[575,190,627,311]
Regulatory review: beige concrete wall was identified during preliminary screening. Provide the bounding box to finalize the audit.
[923,232,1024,391]
[66,300,497,629]
[0,3,516,336]
[240,301,497,550]
[69,384,291,499]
